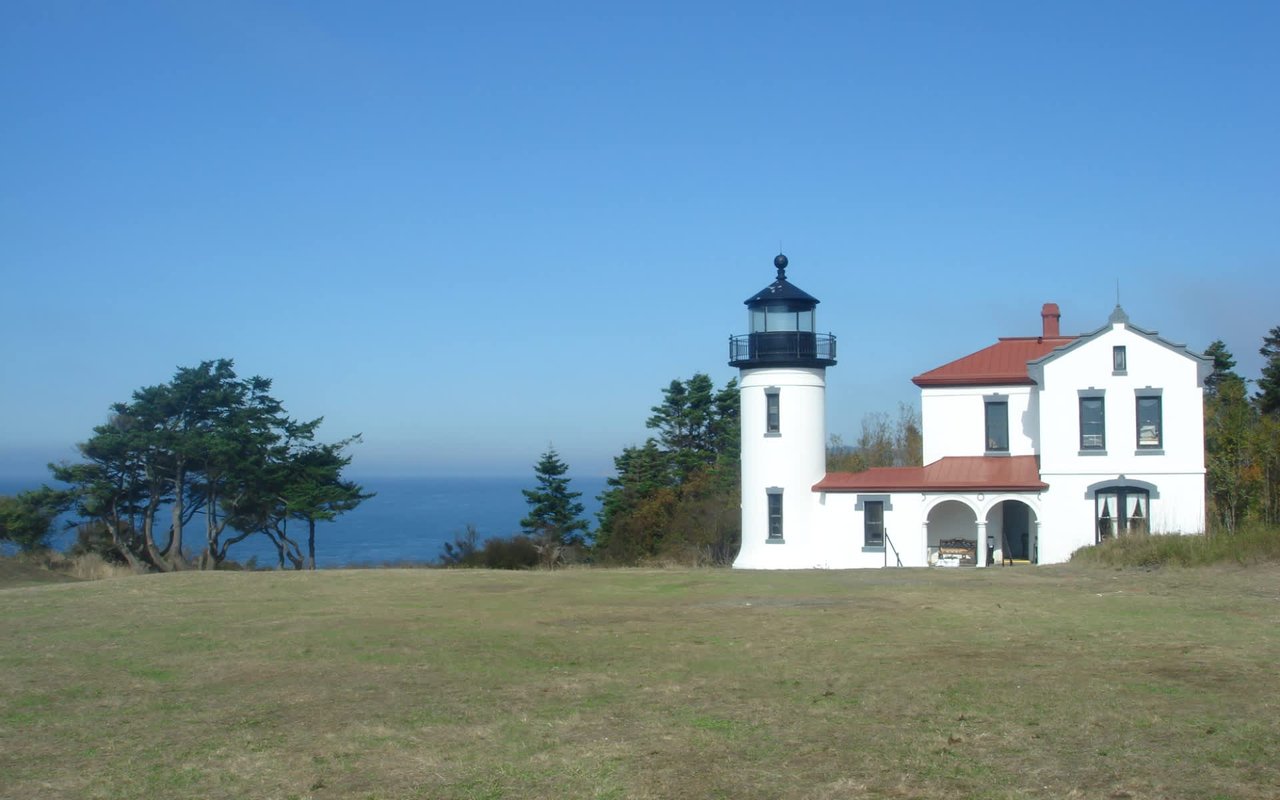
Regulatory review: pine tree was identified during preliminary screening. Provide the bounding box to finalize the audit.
[1256,326,1280,414]
[520,447,588,549]
[1203,339,1241,399]
[596,374,741,564]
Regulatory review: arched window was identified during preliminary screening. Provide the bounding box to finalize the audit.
[1095,487,1150,543]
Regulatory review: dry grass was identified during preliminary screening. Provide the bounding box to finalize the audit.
[0,551,138,584]
[1,565,1278,799]
[1072,523,1280,568]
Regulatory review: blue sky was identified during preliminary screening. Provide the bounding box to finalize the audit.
[2,1,1277,479]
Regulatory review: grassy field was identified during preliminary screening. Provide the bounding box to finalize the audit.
[1,565,1277,800]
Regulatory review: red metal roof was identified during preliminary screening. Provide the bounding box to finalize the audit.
[912,336,1075,387]
[813,456,1047,493]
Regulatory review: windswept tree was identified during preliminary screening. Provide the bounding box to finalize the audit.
[51,359,368,570]
[0,486,72,552]
[521,447,589,563]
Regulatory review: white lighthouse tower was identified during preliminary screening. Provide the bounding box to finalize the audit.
[729,254,837,569]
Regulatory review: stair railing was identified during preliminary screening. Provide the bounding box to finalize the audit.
[883,529,904,567]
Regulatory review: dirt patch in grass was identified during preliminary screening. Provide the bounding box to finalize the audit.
[1,565,1278,799]
[0,556,82,589]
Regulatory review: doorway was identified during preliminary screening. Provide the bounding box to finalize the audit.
[1001,502,1031,562]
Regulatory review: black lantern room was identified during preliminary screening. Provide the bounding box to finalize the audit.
[728,254,837,368]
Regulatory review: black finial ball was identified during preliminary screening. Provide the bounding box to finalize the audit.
[774,253,788,270]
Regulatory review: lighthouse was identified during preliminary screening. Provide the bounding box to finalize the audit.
[729,254,837,568]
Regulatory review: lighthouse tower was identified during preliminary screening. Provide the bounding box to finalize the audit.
[729,254,837,569]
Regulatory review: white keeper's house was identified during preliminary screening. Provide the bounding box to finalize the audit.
[730,254,1211,570]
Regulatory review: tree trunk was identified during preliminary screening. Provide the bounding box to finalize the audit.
[168,462,185,570]
[141,496,169,570]
[307,517,317,570]
[105,504,145,572]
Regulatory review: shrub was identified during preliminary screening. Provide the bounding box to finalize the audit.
[65,552,136,580]
[439,528,541,570]
[478,535,540,570]
[1070,523,1280,568]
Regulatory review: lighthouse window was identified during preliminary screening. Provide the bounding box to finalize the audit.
[765,389,780,434]
[767,490,783,541]
[766,305,799,332]
[752,304,816,334]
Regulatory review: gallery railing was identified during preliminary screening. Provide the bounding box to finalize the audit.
[728,332,837,365]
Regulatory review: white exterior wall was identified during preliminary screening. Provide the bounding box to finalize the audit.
[735,367,828,569]
[732,308,1206,571]
[1036,322,1207,553]
[921,385,1038,464]
[1037,472,1205,562]
[809,491,928,568]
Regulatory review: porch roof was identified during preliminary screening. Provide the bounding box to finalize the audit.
[813,455,1048,493]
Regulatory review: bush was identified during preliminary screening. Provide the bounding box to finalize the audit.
[478,535,540,569]
[68,521,132,565]
[439,524,482,566]
[439,527,541,570]
[65,552,136,580]
[1070,523,1280,568]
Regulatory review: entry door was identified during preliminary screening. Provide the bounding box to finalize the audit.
[1004,503,1030,560]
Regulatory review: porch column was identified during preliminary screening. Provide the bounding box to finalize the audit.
[976,521,988,567]
[921,520,930,566]
[1031,519,1039,564]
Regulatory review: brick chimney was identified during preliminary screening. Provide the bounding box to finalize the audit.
[1041,303,1061,338]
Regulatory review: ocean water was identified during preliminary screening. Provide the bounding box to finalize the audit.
[0,475,608,568]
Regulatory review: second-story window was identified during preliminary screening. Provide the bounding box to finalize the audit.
[1137,394,1162,449]
[985,398,1009,453]
[1080,395,1106,451]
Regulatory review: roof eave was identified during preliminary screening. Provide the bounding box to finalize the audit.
[912,376,1038,388]
[813,481,1048,493]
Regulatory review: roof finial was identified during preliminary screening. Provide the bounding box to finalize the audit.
[1108,278,1129,324]
[774,252,788,280]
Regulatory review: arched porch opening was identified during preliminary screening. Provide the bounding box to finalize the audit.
[926,499,979,567]
[986,499,1040,565]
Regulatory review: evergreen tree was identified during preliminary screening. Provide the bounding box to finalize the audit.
[593,439,674,556]
[50,360,367,570]
[520,447,588,550]
[647,374,739,481]
[596,373,741,564]
[1203,339,1241,398]
[1256,326,1280,414]
[0,486,72,551]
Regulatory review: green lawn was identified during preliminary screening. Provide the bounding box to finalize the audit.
[1,565,1277,799]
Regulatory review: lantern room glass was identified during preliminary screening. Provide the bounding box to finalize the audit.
[750,304,815,333]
